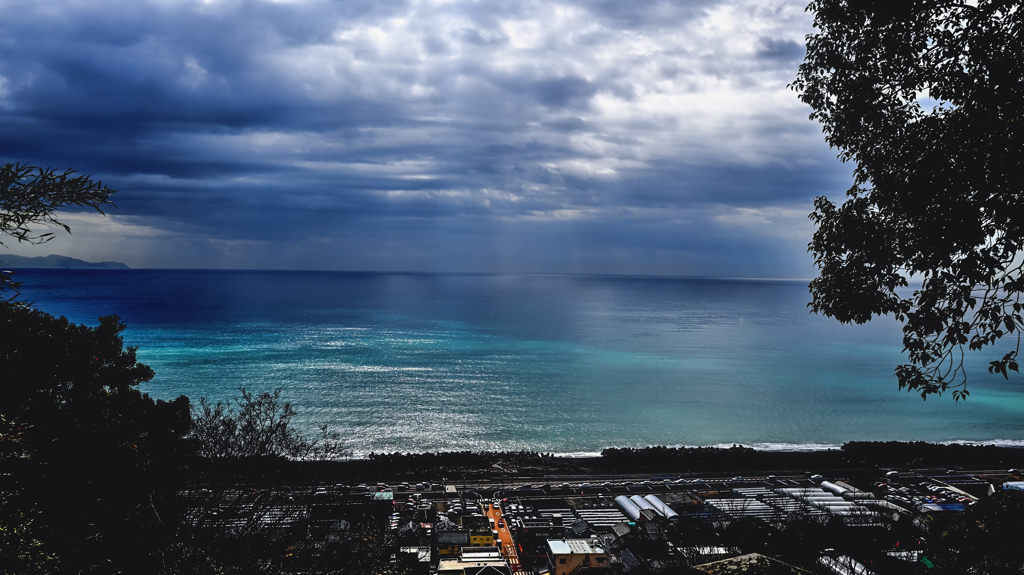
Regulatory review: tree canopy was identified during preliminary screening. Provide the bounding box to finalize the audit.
[925,489,1024,573]
[0,304,192,572]
[0,163,115,300]
[793,0,1024,399]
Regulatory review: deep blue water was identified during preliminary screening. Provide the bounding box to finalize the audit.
[12,269,1024,456]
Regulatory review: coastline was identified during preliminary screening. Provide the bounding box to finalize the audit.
[345,439,1024,461]
[198,441,1024,486]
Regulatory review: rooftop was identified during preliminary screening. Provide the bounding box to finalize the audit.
[547,539,604,555]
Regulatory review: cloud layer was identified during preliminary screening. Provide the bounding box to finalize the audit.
[0,0,848,275]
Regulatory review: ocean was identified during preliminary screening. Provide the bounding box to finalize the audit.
[12,269,1024,457]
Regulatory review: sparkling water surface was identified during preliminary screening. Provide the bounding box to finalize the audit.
[13,269,1024,456]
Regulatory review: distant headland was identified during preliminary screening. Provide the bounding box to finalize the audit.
[0,254,129,269]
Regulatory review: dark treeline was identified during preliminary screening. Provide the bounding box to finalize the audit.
[204,442,1024,485]
[597,442,1024,475]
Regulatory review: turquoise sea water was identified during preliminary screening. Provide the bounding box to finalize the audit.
[13,269,1024,456]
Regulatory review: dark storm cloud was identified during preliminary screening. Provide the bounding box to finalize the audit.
[0,0,843,275]
[757,37,805,61]
[527,77,598,109]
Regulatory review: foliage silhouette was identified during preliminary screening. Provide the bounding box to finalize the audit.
[0,163,115,301]
[0,305,192,573]
[0,415,56,575]
[925,489,1024,573]
[793,0,1024,399]
[190,388,348,460]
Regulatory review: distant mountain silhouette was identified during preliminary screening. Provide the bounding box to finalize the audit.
[0,254,129,269]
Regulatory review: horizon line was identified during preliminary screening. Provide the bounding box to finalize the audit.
[5,263,815,283]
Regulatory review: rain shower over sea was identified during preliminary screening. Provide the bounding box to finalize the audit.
[17,269,1024,457]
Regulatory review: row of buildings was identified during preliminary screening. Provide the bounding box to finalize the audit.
[376,468,1014,574]
[185,468,1021,574]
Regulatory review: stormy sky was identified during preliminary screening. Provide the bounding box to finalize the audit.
[0,0,851,276]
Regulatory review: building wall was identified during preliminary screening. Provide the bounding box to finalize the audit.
[471,534,494,547]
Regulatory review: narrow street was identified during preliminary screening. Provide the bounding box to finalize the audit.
[484,502,521,572]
